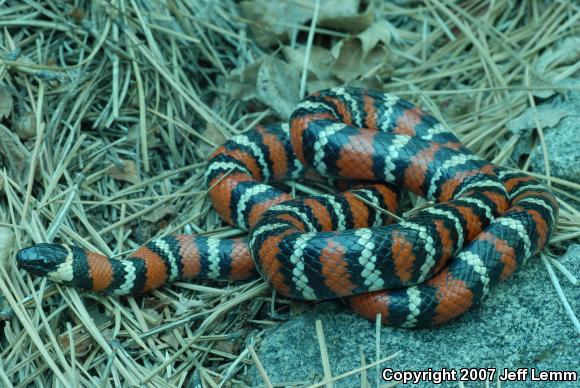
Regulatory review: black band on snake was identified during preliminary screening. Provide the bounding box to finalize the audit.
[17,87,558,328]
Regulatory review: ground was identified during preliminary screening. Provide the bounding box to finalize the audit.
[0,1,578,387]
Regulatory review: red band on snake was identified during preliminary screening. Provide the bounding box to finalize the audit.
[16,87,558,328]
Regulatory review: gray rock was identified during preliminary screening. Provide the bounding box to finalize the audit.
[530,114,580,185]
[527,84,580,185]
[506,80,580,190]
[244,246,579,387]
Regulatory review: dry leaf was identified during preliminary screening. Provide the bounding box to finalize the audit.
[12,111,36,139]
[282,46,335,82]
[174,298,204,316]
[141,206,176,223]
[240,0,309,46]
[318,0,374,33]
[256,57,301,119]
[0,226,14,270]
[160,333,180,350]
[533,37,580,98]
[507,104,578,136]
[0,85,13,119]
[203,122,228,146]
[108,159,140,184]
[332,40,390,82]
[214,339,239,355]
[534,37,580,75]
[331,20,395,82]
[227,60,262,100]
[58,331,93,358]
[306,78,342,93]
[282,40,384,92]
[356,20,394,56]
[228,56,300,119]
[0,123,31,178]
[240,0,371,47]
[199,122,228,157]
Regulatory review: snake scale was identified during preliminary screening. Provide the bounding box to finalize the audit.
[17,87,558,327]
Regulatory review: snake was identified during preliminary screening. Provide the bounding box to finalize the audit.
[16,87,558,328]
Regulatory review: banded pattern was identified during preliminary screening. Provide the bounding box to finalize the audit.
[18,237,255,295]
[16,87,558,327]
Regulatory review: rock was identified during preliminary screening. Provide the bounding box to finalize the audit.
[528,85,580,185]
[244,246,579,387]
[530,115,580,185]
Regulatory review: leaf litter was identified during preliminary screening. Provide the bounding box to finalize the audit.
[0,0,579,386]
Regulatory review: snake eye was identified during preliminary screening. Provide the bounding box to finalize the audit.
[16,244,69,276]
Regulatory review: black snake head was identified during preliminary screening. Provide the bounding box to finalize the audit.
[16,244,71,277]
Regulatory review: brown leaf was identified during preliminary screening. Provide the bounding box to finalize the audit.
[199,121,228,158]
[141,206,176,223]
[226,60,262,100]
[330,19,396,82]
[533,37,580,98]
[507,104,578,136]
[11,111,36,139]
[332,39,390,82]
[256,57,301,119]
[214,339,239,355]
[356,20,395,57]
[0,123,31,178]
[203,122,228,146]
[318,0,374,33]
[282,46,335,82]
[534,37,580,74]
[58,332,93,358]
[0,85,13,120]
[108,159,140,184]
[174,298,204,316]
[306,79,342,93]
[160,333,180,350]
[227,56,300,120]
[0,226,14,270]
[240,0,372,47]
[282,42,388,92]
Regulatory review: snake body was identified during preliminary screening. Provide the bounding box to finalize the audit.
[17,87,558,327]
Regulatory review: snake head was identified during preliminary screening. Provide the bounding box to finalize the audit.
[16,244,71,278]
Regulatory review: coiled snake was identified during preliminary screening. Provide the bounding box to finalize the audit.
[17,87,558,328]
